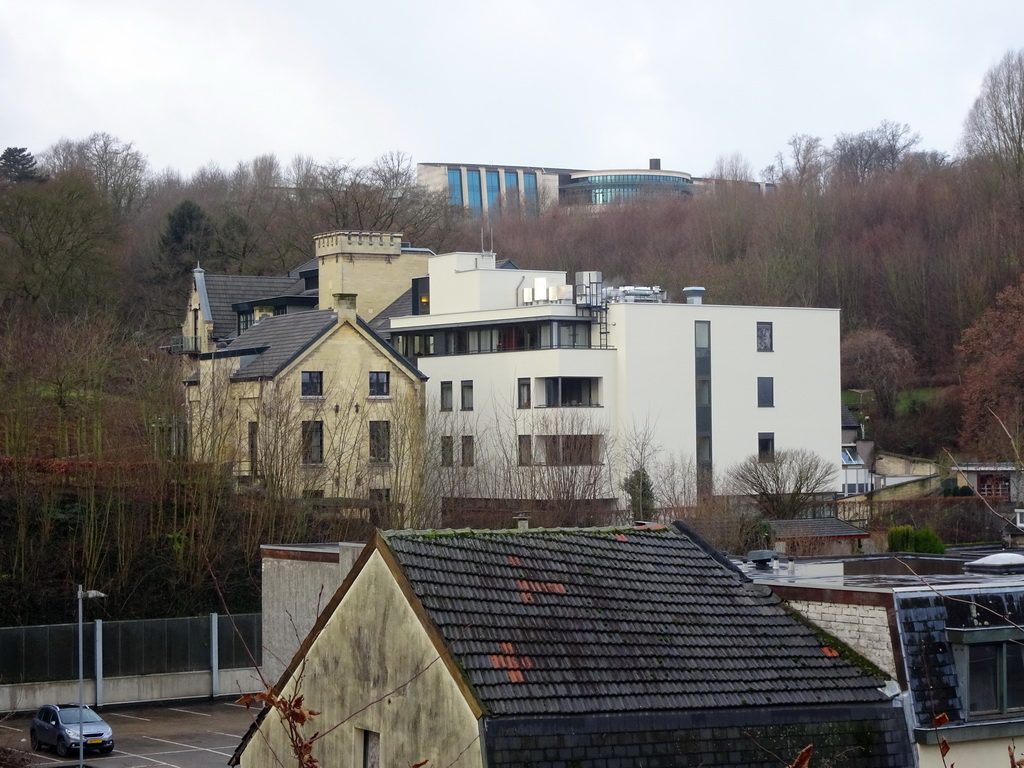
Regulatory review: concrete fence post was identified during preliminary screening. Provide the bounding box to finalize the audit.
[210,613,219,697]
[95,619,104,706]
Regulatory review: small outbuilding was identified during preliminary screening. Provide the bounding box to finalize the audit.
[232,523,911,768]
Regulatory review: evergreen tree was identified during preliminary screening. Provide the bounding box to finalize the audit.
[622,467,655,518]
[0,147,42,183]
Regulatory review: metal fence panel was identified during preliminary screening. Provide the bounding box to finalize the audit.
[0,614,259,684]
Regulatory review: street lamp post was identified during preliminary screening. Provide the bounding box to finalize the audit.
[77,584,106,768]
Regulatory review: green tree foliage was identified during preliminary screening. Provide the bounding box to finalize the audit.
[158,199,215,276]
[887,525,945,554]
[621,467,655,518]
[0,147,42,183]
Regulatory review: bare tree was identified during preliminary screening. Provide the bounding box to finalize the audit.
[41,132,150,217]
[725,449,836,519]
[841,328,916,420]
[962,48,1024,210]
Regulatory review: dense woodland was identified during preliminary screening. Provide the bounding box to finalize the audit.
[3,50,1024,623]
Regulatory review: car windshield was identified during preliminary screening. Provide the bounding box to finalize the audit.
[59,708,102,724]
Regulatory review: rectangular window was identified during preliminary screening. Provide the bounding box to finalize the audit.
[360,729,380,768]
[758,432,775,462]
[461,435,475,467]
[523,172,538,216]
[466,169,482,216]
[958,641,1024,716]
[504,169,519,208]
[369,420,390,463]
[440,436,454,467]
[248,421,259,477]
[447,168,463,207]
[301,370,323,397]
[518,434,533,466]
[301,421,323,465]
[757,321,773,352]
[757,376,774,407]
[369,371,390,397]
[486,169,501,213]
[543,376,598,407]
[518,378,531,408]
[461,380,474,411]
[440,381,453,411]
[540,435,600,466]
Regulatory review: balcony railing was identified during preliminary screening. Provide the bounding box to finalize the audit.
[168,335,202,354]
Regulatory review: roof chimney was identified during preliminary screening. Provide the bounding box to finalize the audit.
[514,513,529,530]
[649,158,661,170]
[682,286,705,305]
[332,293,357,322]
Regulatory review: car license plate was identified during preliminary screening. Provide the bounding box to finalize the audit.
[87,738,102,744]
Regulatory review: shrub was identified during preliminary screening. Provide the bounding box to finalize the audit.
[887,525,945,554]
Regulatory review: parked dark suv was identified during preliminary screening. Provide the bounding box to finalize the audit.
[30,703,114,756]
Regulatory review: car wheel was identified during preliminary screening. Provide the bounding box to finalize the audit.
[100,745,114,754]
[29,731,41,751]
[55,738,69,758]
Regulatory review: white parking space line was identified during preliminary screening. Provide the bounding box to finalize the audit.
[222,701,250,708]
[108,711,151,721]
[114,747,182,767]
[214,731,244,739]
[143,736,236,757]
[0,724,21,731]
[168,707,210,717]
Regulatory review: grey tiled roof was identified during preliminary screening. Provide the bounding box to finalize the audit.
[841,404,859,429]
[226,310,337,380]
[366,288,412,340]
[383,524,888,718]
[204,274,304,339]
[770,517,869,540]
[896,585,1024,727]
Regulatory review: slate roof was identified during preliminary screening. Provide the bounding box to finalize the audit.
[366,287,412,340]
[895,584,1024,728]
[770,517,869,540]
[203,273,304,339]
[226,310,338,381]
[841,404,859,431]
[383,523,889,718]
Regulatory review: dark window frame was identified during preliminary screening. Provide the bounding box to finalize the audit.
[301,370,324,398]
[369,371,390,398]
[369,420,391,464]
[301,420,324,465]
[440,381,453,411]
[757,376,774,408]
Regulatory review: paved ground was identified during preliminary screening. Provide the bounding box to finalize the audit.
[1,699,257,768]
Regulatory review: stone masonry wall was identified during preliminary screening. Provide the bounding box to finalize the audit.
[788,599,896,678]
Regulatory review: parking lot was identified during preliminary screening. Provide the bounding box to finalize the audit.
[1,699,257,768]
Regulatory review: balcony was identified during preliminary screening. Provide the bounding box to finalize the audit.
[168,336,202,354]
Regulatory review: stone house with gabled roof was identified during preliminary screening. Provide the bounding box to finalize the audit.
[180,231,433,514]
[231,523,912,768]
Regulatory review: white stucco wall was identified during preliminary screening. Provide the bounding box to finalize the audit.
[260,543,366,684]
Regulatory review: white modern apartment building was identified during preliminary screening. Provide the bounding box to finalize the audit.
[388,251,840,511]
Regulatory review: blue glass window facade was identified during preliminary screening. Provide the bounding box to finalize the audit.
[486,170,500,214]
[466,169,482,216]
[523,172,538,216]
[567,173,694,205]
[504,170,519,210]
[447,168,463,207]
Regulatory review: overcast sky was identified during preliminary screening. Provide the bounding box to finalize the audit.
[3,1,1023,180]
